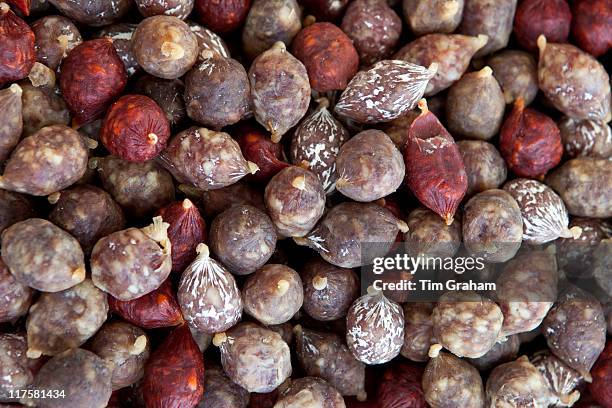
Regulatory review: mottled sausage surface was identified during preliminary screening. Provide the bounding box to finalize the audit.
[542,286,606,378]
[504,178,578,244]
[0,333,33,398]
[335,60,436,124]
[485,356,556,407]
[296,202,407,268]
[294,325,366,398]
[135,0,194,19]
[556,217,609,279]
[431,291,503,358]
[264,166,326,238]
[592,239,612,298]
[241,0,302,59]
[184,53,250,129]
[49,185,125,254]
[462,189,523,263]
[32,15,82,70]
[530,350,582,407]
[249,42,310,142]
[340,0,401,65]
[0,125,89,196]
[346,290,404,365]
[20,82,70,137]
[187,21,230,59]
[159,127,257,191]
[196,183,263,218]
[210,204,276,275]
[26,279,108,358]
[275,377,345,408]
[0,84,23,163]
[559,117,612,160]
[495,248,558,337]
[290,98,349,194]
[394,34,487,96]
[0,257,33,323]
[467,335,520,372]
[537,37,611,122]
[400,302,435,363]
[22,348,113,408]
[190,329,212,353]
[198,366,249,408]
[243,264,303,325]
[178,244,243,333]
[336,130,405,202]
[1,218,85,292]
[96,156,175,218]
[459,0,517,57]
[446,67,505,140]
[546,158,612,218]
[48,0,131,26]
[214,322,292,393]
[404,208,461,258]
[403,0,464,36]
[486,50,538,105]
[90,321,150,391]
[91,217,172,301]
[301,258,359,322]
[457,140,507,197]
[423,352,485,408]
[132,16,198,79]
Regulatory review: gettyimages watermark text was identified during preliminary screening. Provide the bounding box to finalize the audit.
[368,252,496,295]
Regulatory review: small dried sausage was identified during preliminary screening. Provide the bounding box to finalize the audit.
[1,218,85,292]
[25,279,108,358]
[91,217,172,301]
